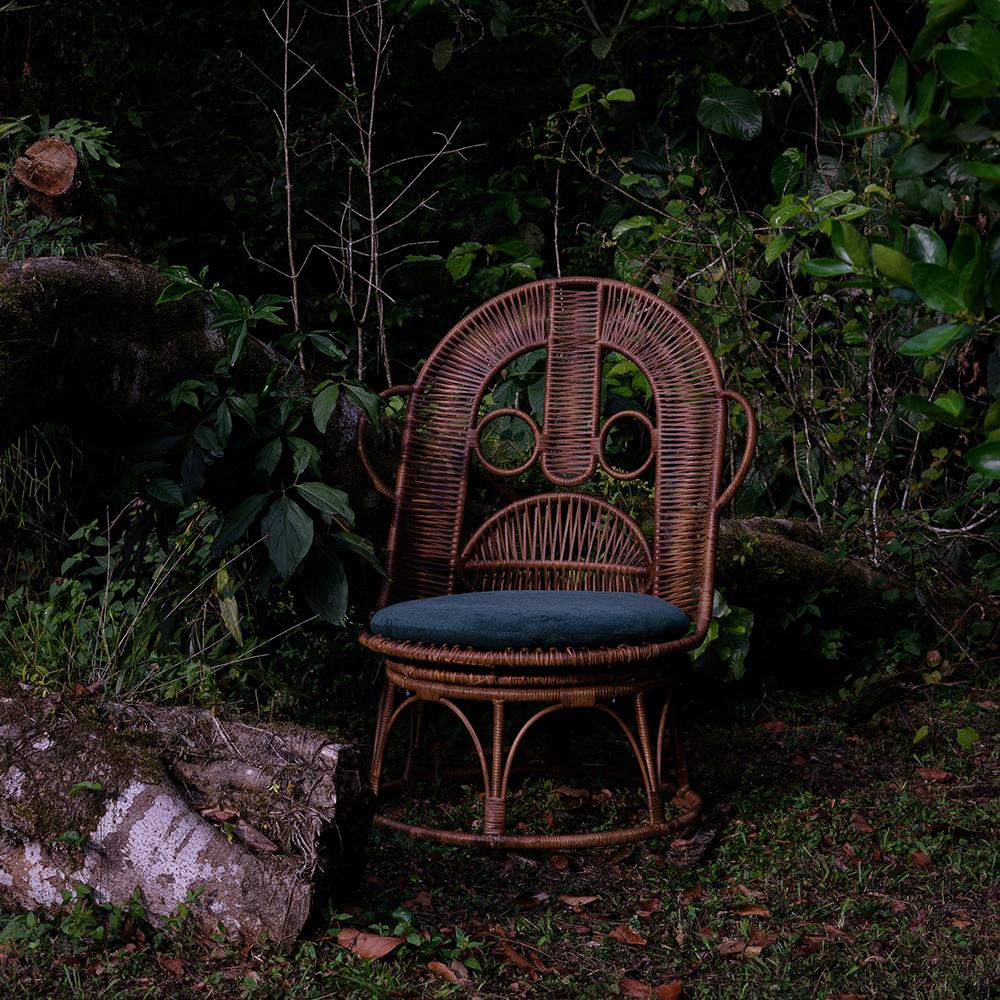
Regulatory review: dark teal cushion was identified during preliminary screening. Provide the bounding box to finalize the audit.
[369,590,690,650]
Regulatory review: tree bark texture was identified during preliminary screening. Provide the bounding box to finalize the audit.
[0,691,374,950]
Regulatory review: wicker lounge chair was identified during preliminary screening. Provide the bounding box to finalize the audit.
[357,276,756,848]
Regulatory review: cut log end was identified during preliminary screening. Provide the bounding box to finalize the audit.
[11,138,79,217]
[0,691,374,951]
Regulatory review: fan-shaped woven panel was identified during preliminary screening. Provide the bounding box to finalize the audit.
[382,277,725,626]
[458,493,651,593]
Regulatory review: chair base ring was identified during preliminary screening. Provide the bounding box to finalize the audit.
[373,785,702,850]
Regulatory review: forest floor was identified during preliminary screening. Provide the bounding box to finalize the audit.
[1,667,998,1000]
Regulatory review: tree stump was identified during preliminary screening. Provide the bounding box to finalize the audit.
[0,691,374,951]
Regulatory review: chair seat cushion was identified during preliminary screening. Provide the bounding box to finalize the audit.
[368,590,690,651]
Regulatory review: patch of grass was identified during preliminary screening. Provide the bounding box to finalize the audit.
[2,676,999,999]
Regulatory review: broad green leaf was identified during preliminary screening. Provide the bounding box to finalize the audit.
[935,46,990,87]
[886,55,908,110]
[800,257,853,277]
[907,225,947,265]
[591,36,612,60]
[569,83,595,109]
[897,323,971,356]
[912,262,966,314]
[948,223,981,273]
[969,21,1000,79]
[956,726,980,749]
[821,40,844,65]
[959,160,1000,181]
[211,493,269,555]
[262,496,314,579]
[960,257,985,316]
[912,0,974,59]
[933,390,967,420]
[300,553,348,624]
[909,71,939,127]
[900,393,967,427]
[344,382,381,428]
[256,438,282,477]
[764,233,794,264]
[812,189,854,211]
[145,478,185,507]
[965,440,1000,477]
[605,88,635,102]
[871,244,914,287]
[294,481,355,527]
[312,383,340,434]
[432,39,453,71]
[288,436,320,477]
[332,530,386,575]
[891,143,949,179]
[770,148,804,195]
[831,220,869,269]
[696,86,762,140]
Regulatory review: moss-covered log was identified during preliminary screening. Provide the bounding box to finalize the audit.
[0,691,374,950]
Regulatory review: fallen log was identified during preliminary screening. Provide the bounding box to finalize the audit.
[0,690,374,951]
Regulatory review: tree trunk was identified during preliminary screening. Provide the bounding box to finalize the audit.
[0,690,374,951]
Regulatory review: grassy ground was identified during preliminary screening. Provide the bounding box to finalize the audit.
[1,671,998,1000]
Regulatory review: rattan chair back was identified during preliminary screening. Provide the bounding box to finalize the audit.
[379,277,734,634]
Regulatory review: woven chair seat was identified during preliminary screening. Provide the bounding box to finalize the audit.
[369,590,690,651]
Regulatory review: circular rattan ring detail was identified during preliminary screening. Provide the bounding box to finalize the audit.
[474,407,542,477]
[598,408,656,480]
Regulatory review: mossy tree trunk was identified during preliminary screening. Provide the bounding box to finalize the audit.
[0,690,373,950]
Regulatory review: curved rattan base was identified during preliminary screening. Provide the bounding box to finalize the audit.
[373,785,702,849]
[369,662,700,850]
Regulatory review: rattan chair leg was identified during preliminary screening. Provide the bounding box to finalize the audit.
[634,691,666,825]
[370,679,397,796]
[484,699,507,837]
[403,701,425,783]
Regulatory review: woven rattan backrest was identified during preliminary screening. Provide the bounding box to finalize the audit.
[383,277,726,631]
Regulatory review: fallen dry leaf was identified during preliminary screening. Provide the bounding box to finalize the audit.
[790,754,809,766]
[619,978,655,998]
[199,805,239,823]
[744,929,778,956]
[637,898,662,916]
[717,937,746,956]
[234,818,280,853]
[337,928,405,960]
[730,904,770,918]
[497,940,536,977]
[733,883,766,901]
[554,785,591,798]
[427,961,460,984]
[916,768,953,782]
[760,719,787,734]
[679,884,705,905]
[851,814,875,834]
[155,954,186,977]
[403,890,433,910]
[911,851,932,868]
[548,853,570,871]
[655,982,683,1000]
[559,894,599,911]
[609,923,647,946]
[949,914,973,929]
[822,924,856,944]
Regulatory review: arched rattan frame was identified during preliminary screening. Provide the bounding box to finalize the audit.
[357,277,756,848]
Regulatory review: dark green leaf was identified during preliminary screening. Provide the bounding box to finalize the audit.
[912,262,967,314]
[344,382,381,428]
[909,71,939,127]
[288,436,319,477]
[897,323,972,356]
[212,493,269,555]
[936,46,990,88]
[891,143,949,179]
[262,496,314,579]
[949,223,981,273]
[831,220,869,269]
[312,383,340,434]
[256,438,282,477]
[605,88,635,102]
[300,553,348,624]
[800,257,854,277]
[871,244,914,287]
[900,393,967,427]
[908,225,947,265]
[770,148,803,195]
[332,530,386,575]
[959,160,1000,181]
[912,0,973,59]
[764,233,794,264]
[145,478,185,507]
[821,40,844,65]
[886,55,908,110]
[966,440,1000,477]
[696,86,762,140]
[591,36,612,60]
[294,481,355,527]
[432,38,453,71]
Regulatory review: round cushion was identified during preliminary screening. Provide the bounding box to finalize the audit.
[368,590,690,651]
